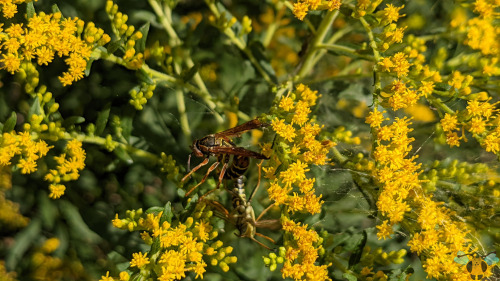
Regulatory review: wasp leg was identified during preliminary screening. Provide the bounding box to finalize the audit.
[181,157,209,183]
[185,161,219,197]
[255,232,275,243]
[249,236,273,251]
[205,200,229,217]
[255,203,275,222]
[216,161,229,189]
[248,159,264,202]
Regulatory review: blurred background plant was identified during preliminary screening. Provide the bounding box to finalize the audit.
[0,0,498,280]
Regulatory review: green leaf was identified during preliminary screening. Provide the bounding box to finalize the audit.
[121,116,133,141]
[95,103,111,136]
[6,218,42,269]
[136,22,150,53]
[51,4,61,14]
[107,39,124,54]
[162,202,174,223]
[113,146,133,164]
[136,68,155,85]
[146,206,165,214]
[181,64,200,82]
[435,82,452,91]
[62,116,85,127]
[2,112,17,133]
[39,191,57,229]
[342,273,358,281]
[85,58,95,77]
[348,230,367,268]
[60,200,101,243]
[26,2,35,19]
[28,96,42,117]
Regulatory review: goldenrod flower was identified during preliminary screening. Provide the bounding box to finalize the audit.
[130,252,150,268]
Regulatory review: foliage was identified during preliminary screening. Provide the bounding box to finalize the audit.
[0,0,499,280]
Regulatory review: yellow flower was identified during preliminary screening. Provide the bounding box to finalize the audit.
[99,271,114,281]
[279,96,295,111]
[130,252,150,268]
[376,220,393,240]
[440,113,458,132]
[292,100,311,126]
[446,132,460,147]
[483,133,500,153]
[271,118,296,142]
[293,2,309,21]
[48,184,66,199]
[279,160,309,188]
[468,116,486,134]
[365,108,386,128]
[380,4,405,24]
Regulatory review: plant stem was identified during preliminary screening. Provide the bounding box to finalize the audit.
[295,10,338,81]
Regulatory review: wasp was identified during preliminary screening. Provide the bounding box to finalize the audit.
[208,163,280,250]
[181,118,269,197]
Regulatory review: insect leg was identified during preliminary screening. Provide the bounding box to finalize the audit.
[216,161,228,188]
[248,159,264,203]
[249,236,273,251]
[185,161,219,197]
[255,232,275,243]
[255,203,275,222]
[181,157,209,183]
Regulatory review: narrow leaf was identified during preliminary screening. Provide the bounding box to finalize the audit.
[26,2,36,18]
[3,112,17,133]
[113,146,133,164]
[136,22,150,53]
[95,103,111,136]
[6,218,42,269]
[60,200,102,243]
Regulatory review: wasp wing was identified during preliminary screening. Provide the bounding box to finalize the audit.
[255,219,282,231]
[212,146,269,159]
[213,119,268,139]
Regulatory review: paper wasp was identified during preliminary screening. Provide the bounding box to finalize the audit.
[181,118,269,197]
[208,162,280,250]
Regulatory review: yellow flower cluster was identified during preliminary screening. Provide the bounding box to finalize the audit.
[0,260,17,281]
[440,96,500,152]
[0,165,30,230]
[106,0,144,70]
[265,84,334,214]
[280,218,330,281]
[407,195,470,280]
[44,139,86,199]
[0,11,110,86]
[0,0,32,18]
[367,112,471,279]
[262,84,333,280]
[370,116,419,231]
[107,204,237,281]
[31,237,87,280]
[0,131,51,174]
[293,0,342,21]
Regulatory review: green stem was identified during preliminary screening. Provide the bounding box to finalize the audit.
[359,16,381,106]
[316,43,375,61]
[331,147,347,163]
[65,133,158,163]
[176,89,191,140]
[295,10,338,81]
[428,95,455,115]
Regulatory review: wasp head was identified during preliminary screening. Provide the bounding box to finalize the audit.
[191,140,205,157]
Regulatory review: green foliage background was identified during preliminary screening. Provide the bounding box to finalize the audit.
[0,0,499,280]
